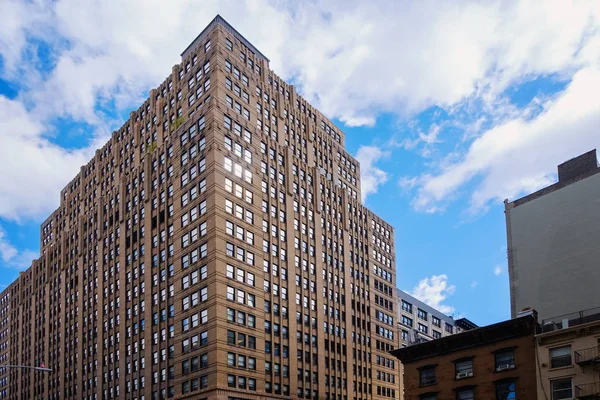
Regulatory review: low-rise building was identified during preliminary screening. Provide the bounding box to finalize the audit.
[390,311,539,400]
[397,289,473,347]
[395,290,478,400]
[536,307,600,400]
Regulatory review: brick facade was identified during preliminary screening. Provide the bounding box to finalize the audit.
[391,314,538,400]
[0,14,398,400]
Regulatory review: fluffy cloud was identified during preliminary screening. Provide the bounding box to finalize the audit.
[355,146,390,202]
[0,0,599,220]
[494,265,504,276]
[3,0,598,126]
[0,226,37,270]
[0,96,104,221]
[410,274,456,314]
[410,67,600,212]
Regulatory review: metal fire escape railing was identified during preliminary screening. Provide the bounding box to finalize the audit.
[575,381,600,399]
[575,347,600,366]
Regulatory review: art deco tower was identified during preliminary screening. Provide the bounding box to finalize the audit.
[0,15,397,400]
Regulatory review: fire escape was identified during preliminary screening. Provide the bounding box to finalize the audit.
[574,346,600,399]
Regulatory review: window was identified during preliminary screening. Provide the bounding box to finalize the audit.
[495,349,515,371]
[455,359,473,379]
[418,309,428,320]
[456,389,474,400]
[496,380,516,400]
[402,300,412,313]
[402,316,413,327]
[418,323,428,334]
[550,345,572,368]
[432,316,441,327]
[419,366,436,386]
[551,378,572,400]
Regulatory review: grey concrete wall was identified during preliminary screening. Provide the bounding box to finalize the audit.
[507,172,600,321]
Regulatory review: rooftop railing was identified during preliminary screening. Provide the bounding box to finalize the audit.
[540,307,600,333]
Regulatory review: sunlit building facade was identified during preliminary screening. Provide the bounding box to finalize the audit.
[0,15,397,400]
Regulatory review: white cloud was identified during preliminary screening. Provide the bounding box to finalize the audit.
[410,274,456,314]
[470,281,478,288]
[409,67,600,213]
[0,96,103,221]
[355,146,390,202]
[494,265,503,276]
[0,0,598,222]
[2,0,598,126]
[0,226,37,270]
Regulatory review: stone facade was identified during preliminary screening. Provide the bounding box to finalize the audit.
[0,15,397,400]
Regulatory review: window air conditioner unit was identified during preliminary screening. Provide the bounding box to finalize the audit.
[496,364,513,371]
[456,372,472,379]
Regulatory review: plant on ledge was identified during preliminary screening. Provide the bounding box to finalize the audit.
[172,116,186,130]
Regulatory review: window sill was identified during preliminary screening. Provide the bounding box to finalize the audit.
[455,375,474,381]
[494,366,517,373]
[548,364,574,371]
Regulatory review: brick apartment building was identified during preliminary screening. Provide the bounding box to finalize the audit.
[0,15,398,400]
[390,311,538,400]
[395,290,477,400]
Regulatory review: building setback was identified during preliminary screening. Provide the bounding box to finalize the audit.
[505,149,600,321]
[0,15,398,400]
[390,311,539,400]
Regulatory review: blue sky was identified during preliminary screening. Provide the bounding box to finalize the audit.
[1,0,599,326]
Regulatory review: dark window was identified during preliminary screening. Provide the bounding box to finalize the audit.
[419,367,436,386]
[456,389,474,400]
[551,378,572,400]
[227,375,236,388]
[418,309,428,320]
[227,330,235,345]
[550,345,571,368]
[455,360,473,378]
[495,350,515,371]
[496,381,516,400]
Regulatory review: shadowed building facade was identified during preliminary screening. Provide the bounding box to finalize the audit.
[505,149,600,321]
[390,311,538,400]
[0,15,397,400]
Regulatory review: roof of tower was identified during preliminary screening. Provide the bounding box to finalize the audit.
[181,14,270,63]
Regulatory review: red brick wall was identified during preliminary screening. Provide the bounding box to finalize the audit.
[402,335,537,400]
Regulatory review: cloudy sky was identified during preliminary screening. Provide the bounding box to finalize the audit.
[0,0,599,325]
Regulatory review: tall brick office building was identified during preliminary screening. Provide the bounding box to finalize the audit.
[0,15,398,400]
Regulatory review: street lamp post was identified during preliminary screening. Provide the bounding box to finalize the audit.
[0,365,52,372]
